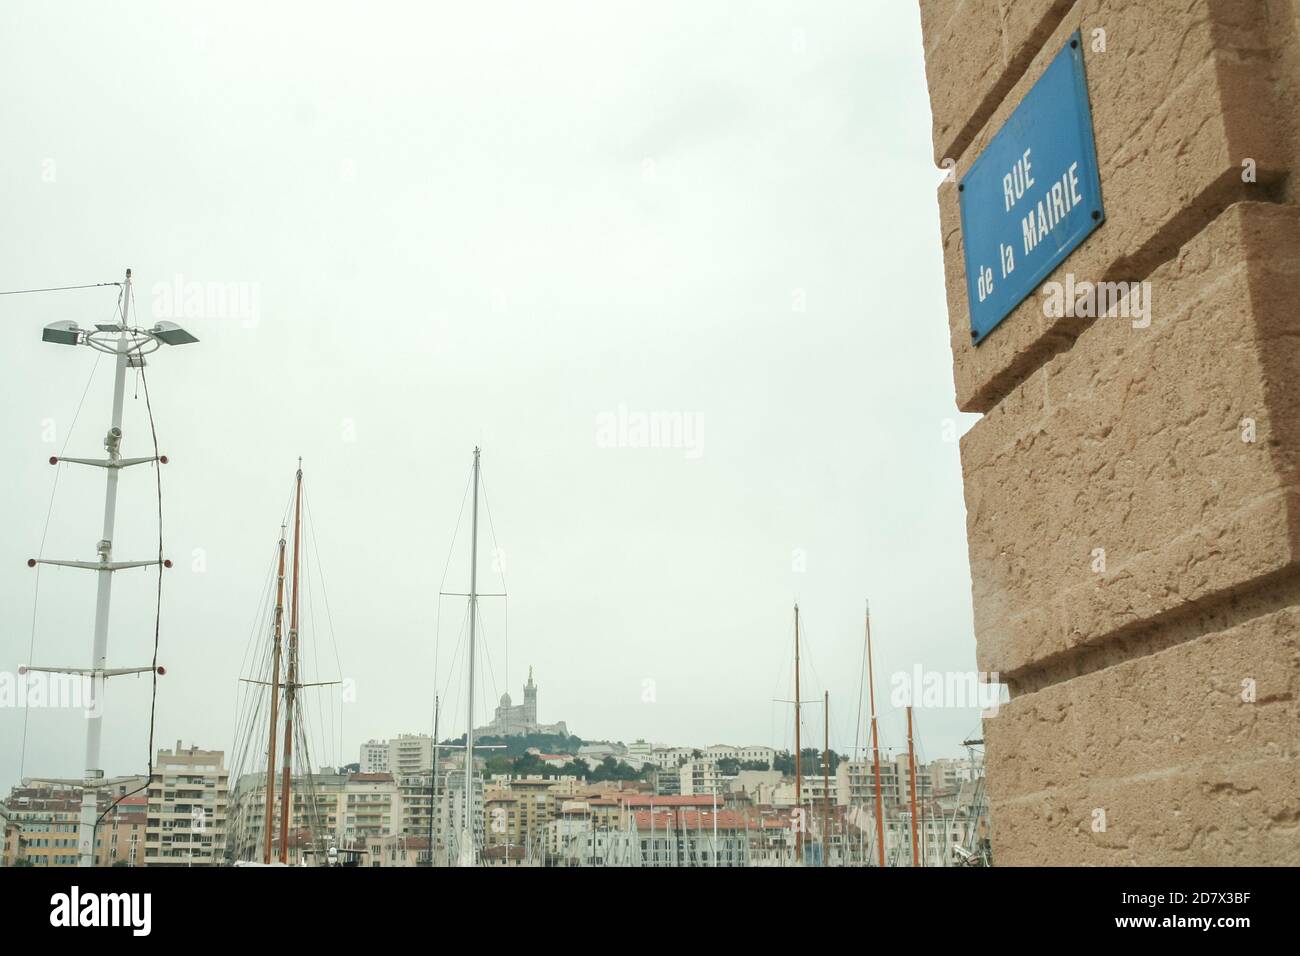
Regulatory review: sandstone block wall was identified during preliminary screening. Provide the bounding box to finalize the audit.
[918,0,1300,864]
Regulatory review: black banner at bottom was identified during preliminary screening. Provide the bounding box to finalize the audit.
[0,864,1284,941]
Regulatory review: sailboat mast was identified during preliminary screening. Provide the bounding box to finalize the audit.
[907,705,920,867]
[866,601,886,867]
[262,529,287,863]
[793,603,802,865]
[463,447,481,866]
[428,695,439,867]
[278,462,303,864]
[823,690,830,866]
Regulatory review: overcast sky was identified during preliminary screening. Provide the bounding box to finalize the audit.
[0,0,983,790]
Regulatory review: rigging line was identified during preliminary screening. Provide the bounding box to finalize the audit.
[437,465,474,594]
[799,618,828,709]
[230,508,284,767]
[231,646,271,805]
[293,718,320,852]
[854,619,867,763]
[231,606,274,770]
[19,348,104,780]
[433,593,442,725]
[476,463,508,692]
[475,600,500,716]
[301,485,345,766]
[438,597,472,703]
[233,480,294,714]
[236,542,278,685]
[433,463,474,722]
[476,463,507,594]
[0,280,122,296]
[231,474,296,764]
[303,519,321,685]
[300,527,327,770]
[435,609,469,748]
[94,288,167,836]
[232,537,281,699]
[300,486,344,679]
[229,618,274,790]
[232,688,267,798]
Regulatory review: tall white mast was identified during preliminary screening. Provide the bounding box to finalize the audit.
[462,446,481,866]
[80,285,132,865]
[26,269,198,866]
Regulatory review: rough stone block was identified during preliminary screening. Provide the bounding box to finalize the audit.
[919,0,1074,167]
[984,602,1300,864]
[960,202,1300,679]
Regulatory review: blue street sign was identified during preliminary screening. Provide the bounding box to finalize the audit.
[959,32,1105,345]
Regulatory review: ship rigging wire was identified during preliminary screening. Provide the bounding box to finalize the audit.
[19,349,104,780]
[0,280,122,296]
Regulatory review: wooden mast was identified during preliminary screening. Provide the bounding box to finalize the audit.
[278,462,303,864]
[261,528,287,863]
[866,601,886,867]
[907,705,920,867]
[822,690,830,866]
[793,603,802,865]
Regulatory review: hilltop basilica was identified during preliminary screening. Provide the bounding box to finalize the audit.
[474,667,569,738]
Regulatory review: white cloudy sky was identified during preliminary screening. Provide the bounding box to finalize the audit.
[0,0,983,789]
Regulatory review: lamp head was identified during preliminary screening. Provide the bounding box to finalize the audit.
[151,321,199,346]
[42,320,82,346]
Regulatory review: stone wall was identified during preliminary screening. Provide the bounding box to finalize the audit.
[917,0,1300,864]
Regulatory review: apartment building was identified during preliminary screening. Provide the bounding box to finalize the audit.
[343,772,399,845]
[704,744,776,768]
[144,742,229,866]
[798,769,839,811]
[653,765,681,796]
[0,803,16,866]
[837,753,933,811]
[0,780,150,867]
[678,760,725,797]
[626,739,653,760]
[360,740,390,774]
[101,794,147,866]
[927,756,983,795]
[2,786,81,867]
[484,775,575,855]
[649,747,693,771]
[360,734,435,776]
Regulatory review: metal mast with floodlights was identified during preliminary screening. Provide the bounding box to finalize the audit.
[23,269,197,867]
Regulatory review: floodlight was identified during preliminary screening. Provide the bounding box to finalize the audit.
[42,320,82,345]
[151,321,199,345]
